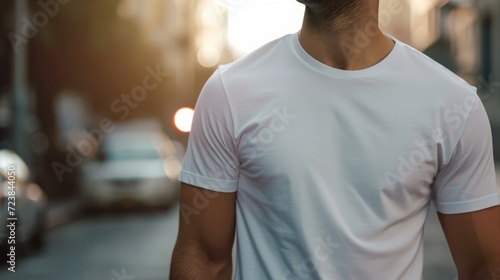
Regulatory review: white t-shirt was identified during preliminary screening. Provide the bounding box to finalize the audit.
[179,32,500,280]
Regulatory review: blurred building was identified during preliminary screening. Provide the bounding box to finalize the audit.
[475,0,500,106]
[475,0,500,86]
[474,0,500,159]
[116,0,231,100]
[379,0,446,51]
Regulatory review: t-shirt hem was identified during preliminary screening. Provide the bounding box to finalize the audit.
[178,170,238,193]
[434,193,500,214]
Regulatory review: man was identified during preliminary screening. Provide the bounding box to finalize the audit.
[170,0,500,279]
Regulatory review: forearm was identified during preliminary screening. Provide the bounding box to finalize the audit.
[170,243,232,280]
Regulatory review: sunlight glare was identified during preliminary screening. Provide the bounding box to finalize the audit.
[227,0,304,55]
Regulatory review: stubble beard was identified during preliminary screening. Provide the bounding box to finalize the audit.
[298,0,369,33]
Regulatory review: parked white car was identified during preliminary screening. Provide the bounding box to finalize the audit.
[80,130,183,210]
[0,149,48,258]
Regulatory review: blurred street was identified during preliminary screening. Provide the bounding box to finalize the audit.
[0,207,179,280]
[0,202,472,280]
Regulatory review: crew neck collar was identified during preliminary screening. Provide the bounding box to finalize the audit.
[289,32,402,79]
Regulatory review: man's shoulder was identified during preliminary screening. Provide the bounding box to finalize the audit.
[396,38,474,92]
[200,34,293,103]
[219,33,293,77]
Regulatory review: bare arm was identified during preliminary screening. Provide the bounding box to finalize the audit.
[438,205,500,279]
[170,183,236,280]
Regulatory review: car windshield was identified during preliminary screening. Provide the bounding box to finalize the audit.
[105,148,160,161]
[103,137,161,161]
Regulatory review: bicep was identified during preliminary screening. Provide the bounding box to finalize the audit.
[438,205,500,278]
[175,182,236,262]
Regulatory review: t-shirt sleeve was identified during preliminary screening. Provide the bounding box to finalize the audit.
[432,95,500,214]
[178,68,240,193]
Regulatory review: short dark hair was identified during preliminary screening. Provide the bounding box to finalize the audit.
[297,0,368,32]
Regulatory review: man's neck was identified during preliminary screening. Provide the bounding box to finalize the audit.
[298,11,395,71]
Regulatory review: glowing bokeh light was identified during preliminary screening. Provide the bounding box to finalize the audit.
[174,107,195,133]
[197,46,220,68]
